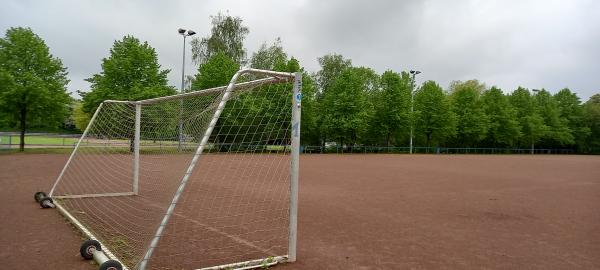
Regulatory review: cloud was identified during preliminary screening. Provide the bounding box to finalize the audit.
[1,0,598,100]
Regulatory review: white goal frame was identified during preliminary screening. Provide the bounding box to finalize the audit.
[47,68,302,270]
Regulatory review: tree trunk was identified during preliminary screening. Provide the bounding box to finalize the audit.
[19,106,26,152]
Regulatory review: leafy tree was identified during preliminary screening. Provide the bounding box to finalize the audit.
[72,101,90,131]
[449,80,489,147]
[81,35,176,114]
[370,71,411,146]
[554,88,590,150]
[314,54,352,146]
[250,38,288,71]
[0,27,71,151]
[534,89,574,147]
[321,67,378,148]
[481,87,521,146]
[583,94,600,152]
[315,54,352,94]
[191,12,249,65]
[192,52,240,90]
[509,87,549,151]
[413,81,456,147]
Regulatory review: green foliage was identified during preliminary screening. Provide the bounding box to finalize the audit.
[481,87,521,146]
[370,70,411,146]
[192,52,240,90]
[449,80,489,146]
[72,102,90,131]
[509,87,549,149]
[320,67,377,147]
[534,89,574,146]
[554,88,590,149]
[0,27,71,151]
[583,94,600,152]
[250,38,288,71]
[81,35,175,114]
[413,81,456,147]
[315,54,352,94]
[191,12,249,65]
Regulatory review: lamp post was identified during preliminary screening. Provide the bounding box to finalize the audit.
[409,70,421,154]
[177,28,196,151]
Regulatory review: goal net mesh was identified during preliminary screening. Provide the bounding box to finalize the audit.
[51,74,294,269]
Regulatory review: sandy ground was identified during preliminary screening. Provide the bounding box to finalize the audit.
[1,154,599,269]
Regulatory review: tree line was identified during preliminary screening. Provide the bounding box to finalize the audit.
[1,13,599,152]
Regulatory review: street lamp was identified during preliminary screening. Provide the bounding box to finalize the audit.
[178,28,196,151]
[178,28,196,93]
[409,70,421,154]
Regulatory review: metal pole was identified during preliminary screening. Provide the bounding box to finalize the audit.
[409,73,415,154]
[288,72,302,262]
[133,103,141,195]
[178,35,186,152]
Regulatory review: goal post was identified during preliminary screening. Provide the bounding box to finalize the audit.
[42,68,302,270]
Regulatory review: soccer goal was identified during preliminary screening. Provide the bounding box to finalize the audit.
[35,69,301,270]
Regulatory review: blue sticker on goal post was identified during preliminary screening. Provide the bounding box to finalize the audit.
[296,93,302,102]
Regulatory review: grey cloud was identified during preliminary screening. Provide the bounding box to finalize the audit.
[1,0,598,100]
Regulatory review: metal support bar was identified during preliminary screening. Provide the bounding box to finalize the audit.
[288,72,302,262]
[54,201,130,270]
[49,102,104,197]
[53,192,135,199]
[133,103,141,195]
[93,249,110,265]
[197,255,288,270]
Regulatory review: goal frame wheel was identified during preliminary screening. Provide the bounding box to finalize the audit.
[99,260,123,270]
[80,239,101,260]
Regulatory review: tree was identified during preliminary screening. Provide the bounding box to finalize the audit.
[321,67,378,149]
[481,87,521,146]
[509,87,549,152]
[534,89,574,147]
[0,27,71,151]
[72,101,90,132]
[554,88,590,150]
[449,80,489,147]
[250,38,288,71]
[192,52,240,90]
[81,35,175,114]
[314,54,353,147]
[583,94,600,152]
[413,81,456,147]
[370,71,411,146]
[191,12,249,65]
[315,54,352,94]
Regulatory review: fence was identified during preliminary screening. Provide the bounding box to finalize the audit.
[0,132,81,150]
[301,145,576,154]
[0,133,577,155]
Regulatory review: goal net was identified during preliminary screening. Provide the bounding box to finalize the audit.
[48,69,301,270]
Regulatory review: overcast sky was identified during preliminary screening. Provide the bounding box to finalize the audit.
[1,0,599,100]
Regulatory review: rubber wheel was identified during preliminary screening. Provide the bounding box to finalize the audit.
[39,197,54,208]
[99,260,123,270]
[79,239,101,260]
[34,191,46,202]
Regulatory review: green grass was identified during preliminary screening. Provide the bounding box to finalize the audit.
[0,135,78,145]
[0,148,74,154]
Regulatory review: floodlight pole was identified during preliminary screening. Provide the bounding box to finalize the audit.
[178,28,196,151]
[409,70,421,154]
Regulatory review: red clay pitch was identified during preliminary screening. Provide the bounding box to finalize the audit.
[1,154,599,269]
